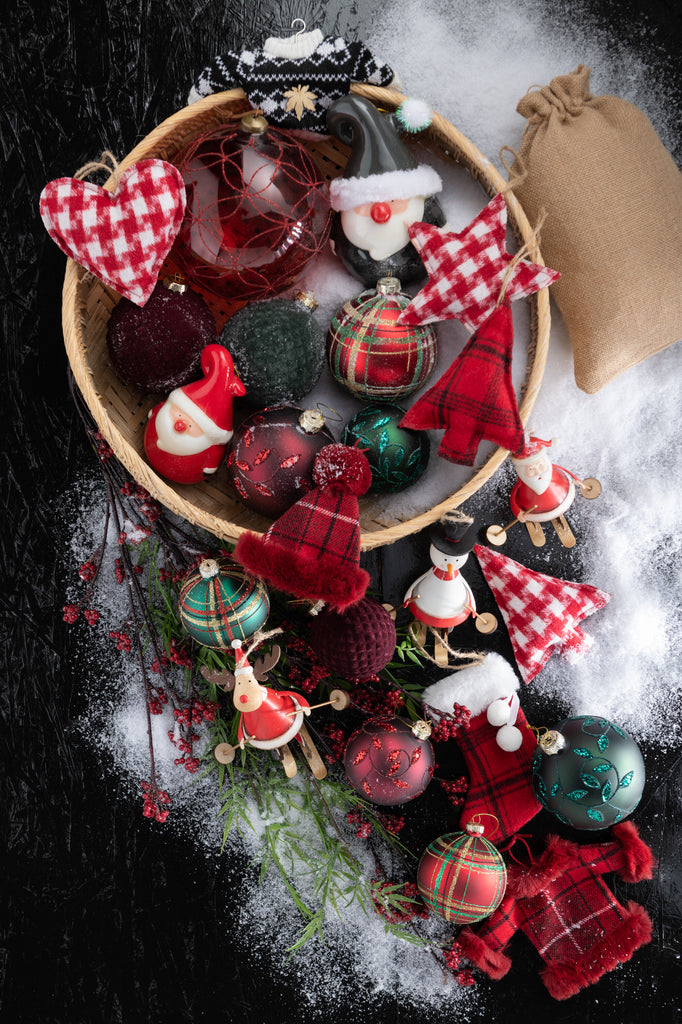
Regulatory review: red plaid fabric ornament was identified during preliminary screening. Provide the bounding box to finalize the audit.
[474,544,611,683]
[400,303,524,465]
[458,821,654,1000]
[398,193,559,332]
[234,443,371,611]
[40,159,186,306]
[422,653,541,844]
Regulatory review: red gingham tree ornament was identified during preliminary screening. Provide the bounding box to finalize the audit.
[474,544,611,684]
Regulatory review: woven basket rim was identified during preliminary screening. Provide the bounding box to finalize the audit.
[62,84,551,551]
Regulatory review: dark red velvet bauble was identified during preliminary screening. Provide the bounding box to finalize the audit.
[171,116,332,302]
[225,406,334,518]
[343,716,435,806]
[106,279,217,392]
[309,597,396,679]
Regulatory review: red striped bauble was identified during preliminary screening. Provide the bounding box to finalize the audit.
[417,822,507,924]
[326,277,438,401]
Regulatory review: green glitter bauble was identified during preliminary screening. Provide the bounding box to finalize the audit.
[220,294,325,406]
[178,557,269,649]
[531,715,645,830]
[341,403,429,493]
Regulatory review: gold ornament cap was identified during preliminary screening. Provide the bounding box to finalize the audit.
[376,277,402,295]
[298,408,326,433]
[295,290,318,312]
[412,719,432,740]
[240,112,269,134]
[538,729,567,755]
[162,273,187,294]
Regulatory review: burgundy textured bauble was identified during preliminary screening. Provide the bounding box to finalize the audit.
[225,406,334,518]
[309,597,396,679]
[106,279,217,392]
[343,716,435,806]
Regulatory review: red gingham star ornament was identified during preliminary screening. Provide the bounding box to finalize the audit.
[398,193,560,332]
[40,159,186,306]
[474,544,610,684]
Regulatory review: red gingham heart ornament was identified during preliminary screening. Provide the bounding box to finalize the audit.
[40,159,186,306]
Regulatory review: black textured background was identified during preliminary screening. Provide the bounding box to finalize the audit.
[2,2,681,1022]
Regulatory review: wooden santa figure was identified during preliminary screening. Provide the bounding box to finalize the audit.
[144,344,245,484]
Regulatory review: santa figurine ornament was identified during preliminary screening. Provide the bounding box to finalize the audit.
[326,94,445,287]
[144,344,246,484]
[486,434,602,548]
[404,511,496,667]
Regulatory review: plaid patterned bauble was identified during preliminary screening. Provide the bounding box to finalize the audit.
[178,558,270,648]
[400,303,524,465]
[475,544,611,683]
[398,193,560,332]
[417,823,507,924]
[458,821,654,1000]
[234,444,371,611]
[40,160,186,306]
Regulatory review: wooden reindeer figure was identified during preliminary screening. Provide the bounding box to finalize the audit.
[202,639,348,779]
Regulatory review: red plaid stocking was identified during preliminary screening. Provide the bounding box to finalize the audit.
[400,303,524,466]
[459,821,653,1000]
[422,653,541,844]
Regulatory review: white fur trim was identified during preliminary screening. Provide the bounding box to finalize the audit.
[329,166,443,211]
[421,653,519,719]
[263,28,324,60]
[168,389,231,445]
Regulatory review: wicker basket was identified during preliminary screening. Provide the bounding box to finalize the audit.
[62,84,551,551]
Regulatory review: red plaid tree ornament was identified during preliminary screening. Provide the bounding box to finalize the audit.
[40,159,186,306]
[417,821,507,924]
[474,544,611,684]
[397,193,560,332]
[458,821,654,1000]
[400,303,524,465]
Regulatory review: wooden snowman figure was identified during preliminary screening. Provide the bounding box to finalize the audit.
[405,513,496,666]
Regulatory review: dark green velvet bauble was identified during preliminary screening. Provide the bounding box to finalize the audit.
[531,715,645,830]
[220,293,325,406]
[341,403,429,493]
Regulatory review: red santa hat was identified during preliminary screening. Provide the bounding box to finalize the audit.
[234,443,372,611]
[169,344,246,444]
[511,435,553,463]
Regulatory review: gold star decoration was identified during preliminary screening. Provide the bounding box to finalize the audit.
[283,83,318,120]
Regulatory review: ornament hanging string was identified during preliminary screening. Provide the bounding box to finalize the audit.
[498,145,528,194]
[495,211,548,307]
[468,812,501,841]
[498,832,535,866]
[408,621,484,670]
[73,150,123,191]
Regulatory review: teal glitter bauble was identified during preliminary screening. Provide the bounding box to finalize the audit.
[531,715,645,830]
[178,557,269,649]
[341,403,429,493]
[220,293,325,406]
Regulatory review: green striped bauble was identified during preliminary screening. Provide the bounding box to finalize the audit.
[178,558,269,649]
[417,824,507,924]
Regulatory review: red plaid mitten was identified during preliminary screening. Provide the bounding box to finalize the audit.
[459,821,654,1000]
[422,653,541,844]
[400,303,524,466]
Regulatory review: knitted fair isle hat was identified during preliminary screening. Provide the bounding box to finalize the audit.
[234,443,372,611]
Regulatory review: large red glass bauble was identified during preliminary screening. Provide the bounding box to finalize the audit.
[327,277,438,402]
[343,716,434,806]
[171,117,332,302]
[224,406,334,518]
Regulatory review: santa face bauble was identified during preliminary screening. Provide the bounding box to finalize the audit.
[417,823,507,924]
[327,278,438,402]
[178,558,269,648]
[341,403,429,493]
[144,344,245,484]
[531,716,645,830]
[225,406,334,518]
[343,716,434,805]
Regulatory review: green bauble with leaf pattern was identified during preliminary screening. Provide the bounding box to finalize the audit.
[531,715,645,830]
[342,403,430,494]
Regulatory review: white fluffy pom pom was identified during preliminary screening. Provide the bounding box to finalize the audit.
[486,698,510,728]
[396,97,433,133]
[496,724,523,752]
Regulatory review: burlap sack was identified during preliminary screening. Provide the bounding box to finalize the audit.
[510,65,682,393]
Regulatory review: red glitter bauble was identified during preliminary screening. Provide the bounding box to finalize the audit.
[343,716,434,806]
[417,823,507,924]
[327,277,438,401]
[309,597,396,678]
[171,114,332,302]
[225,406,334,518]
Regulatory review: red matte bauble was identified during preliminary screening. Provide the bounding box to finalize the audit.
[417,824,507,924]
[106,279,217,392]
[327,277,438,401]
[309,597,396,679]
[171,115,332,302]
[225,406,334,517]
[343,716,434,806]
